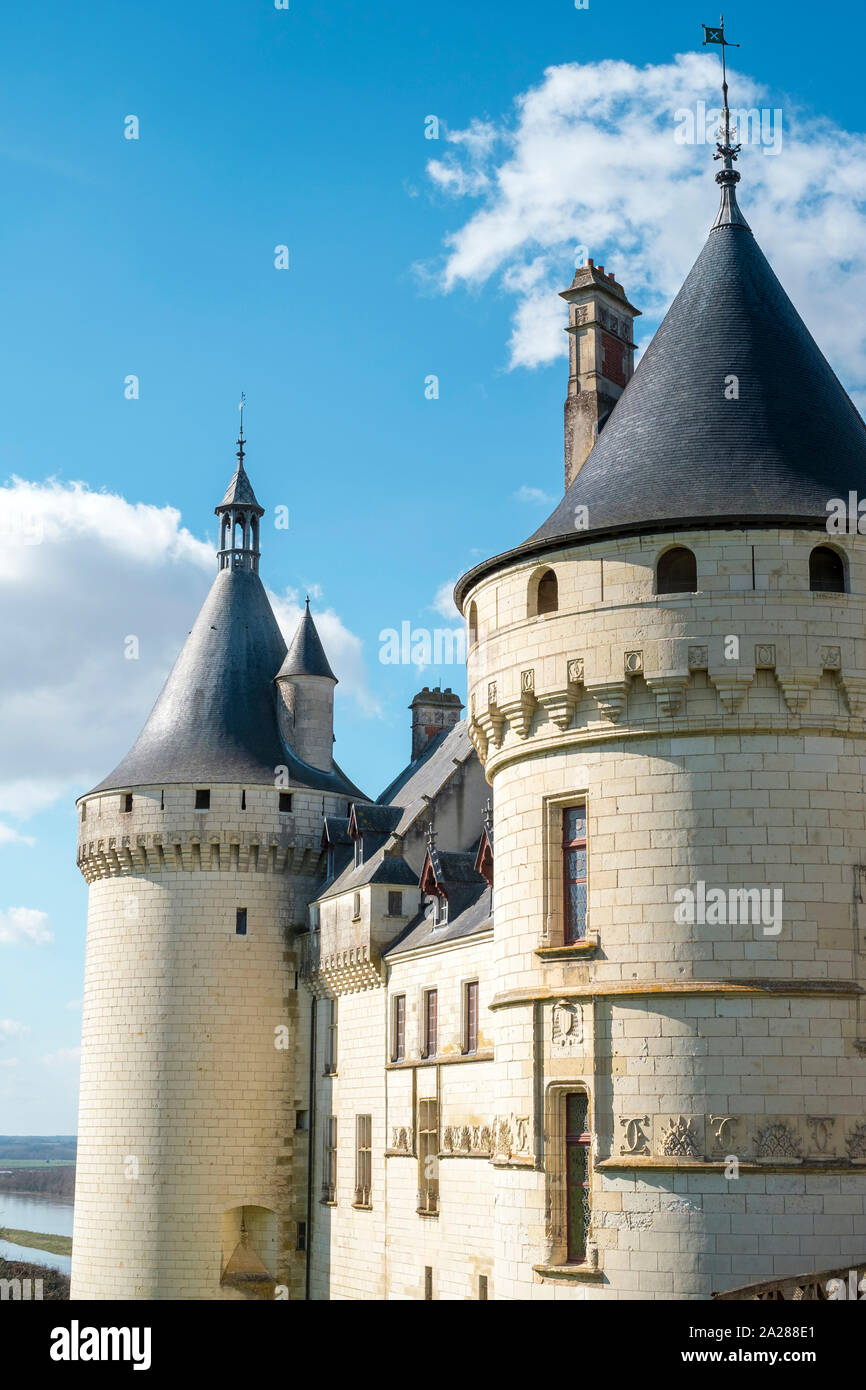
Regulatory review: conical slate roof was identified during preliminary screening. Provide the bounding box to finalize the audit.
[217,460,264,513]
[455,189,866,603]
[277,599,337,681]
[88,566,362,796]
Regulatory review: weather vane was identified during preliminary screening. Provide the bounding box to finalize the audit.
[237,391,246,466]
[702,15,741,163]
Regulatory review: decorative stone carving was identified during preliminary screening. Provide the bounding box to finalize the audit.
[587,678,630,723]
[688,645,708,670]
[390,1125,412,1154]
[646,672,690,717]
[619,1115,651,1156]
[567,657,584,686]
[491,1114,530,1160]
[846,1121,866,1162]
[755,644,776,668]
[837,673,866,718]
[540,691,576,732]
[753,1121,803,1160]
[775,670,820,714]
[521,668,535,692]
[820,646,841,670]
[708,670,753,711]
[624,650,643,674]
[707,1114,737,1156]
[551,999,583,1050]
[806,1116,838,1157]
[660,1115,701,1158]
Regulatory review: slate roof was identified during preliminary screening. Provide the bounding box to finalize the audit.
[385,881,492,957]
[88,565,363,797]
[377,721,475,835]
[276,599,336,682]
[319,845,420,900]
[217,460,264,514]
[455,184,866,606]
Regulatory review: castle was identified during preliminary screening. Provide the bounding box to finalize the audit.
[72,88,866,1301]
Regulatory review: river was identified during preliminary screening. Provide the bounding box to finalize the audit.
[0,1190,73,1276]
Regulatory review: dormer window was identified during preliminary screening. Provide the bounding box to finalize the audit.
[354,837,362,869]
[432,895,448,927]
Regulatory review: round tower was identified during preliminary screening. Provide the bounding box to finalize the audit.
[458,113,866,1299]
[71,433,363,1300]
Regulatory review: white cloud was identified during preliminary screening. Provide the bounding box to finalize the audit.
[41,1046,81,1067]
[0,480,378,823]
[0,1058,20,1068]
[513,485,556,505]
[0,823,35,847]
[0,1019,30,1039]
[422,54,866,395]
[431,578,461,620]
[0,907,53,947]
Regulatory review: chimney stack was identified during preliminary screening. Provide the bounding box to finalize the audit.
[409,686,463,761]
[560,262,641,491]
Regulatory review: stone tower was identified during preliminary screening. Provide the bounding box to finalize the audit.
[71,432,363,1300]
[459,114,866,1296]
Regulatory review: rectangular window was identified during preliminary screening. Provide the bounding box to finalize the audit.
[235,908,247,936]
[279,792,292,813]
[80,803,86,822]
[563,806,588,943]
[424,1266,433,1300]
[388,890,403,917]
[296,1220,307,1252]
[240,789,247,810]
[352,891,361,920]
[295,1109,308,1131]
[478,1274,488,1300]
[417,1100,439,1215]
[324,999,337,1075]
[463,981,479,1055]
[195,789,210,810]
[565,1092,591,1263]
[354,1114,372,1207]
[353,838,362,868]
[392,994,406,1062]
[422,989,438,1058]
[121,793,133,813]
[322,1116,337,1202]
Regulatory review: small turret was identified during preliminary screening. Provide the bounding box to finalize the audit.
[215,401,265,573]
[409,685,463,761]
[275,599,337,771]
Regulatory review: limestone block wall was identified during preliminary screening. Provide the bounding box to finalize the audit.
[461,525,866,1299]
[72,782,345,1300]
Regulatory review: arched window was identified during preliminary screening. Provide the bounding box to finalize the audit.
[468,601,478,648]
[537,570,559,615]
[809,545,845,593]
[656,546,697,595]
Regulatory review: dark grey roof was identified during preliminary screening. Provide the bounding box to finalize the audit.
[322,816,352,846]
[455,187,866,605]
[277,600,336,681]
[217,461,264,513]
[319,845,419,900]
[377,721,475,835]
[427,849,485,887]
[88,565,363,798]
[385,881,492,956]
[351,803,402,836]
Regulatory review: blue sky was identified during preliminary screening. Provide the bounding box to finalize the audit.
[3,0,866,1131]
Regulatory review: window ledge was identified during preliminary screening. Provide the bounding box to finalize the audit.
[416,1209,440,1220]
[536,938,599,960]
[320,1199,337,1207]
[533,1262,604,1283]
[351,1203,373,1212]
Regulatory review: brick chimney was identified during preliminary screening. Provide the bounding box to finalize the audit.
[561,259,641,491]
[409,686,463,761]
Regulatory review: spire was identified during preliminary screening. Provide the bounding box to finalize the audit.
[277,600,337,682]
[703,16,750,231]
[215,396,265,573]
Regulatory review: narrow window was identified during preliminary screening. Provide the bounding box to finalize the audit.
[160,789,164,810]
[295,1109,309,1131]
[195,789,210,810]
[354,1114,372,1207]
[279,792,292,813]
[563,807,588,943]
[478,1274,488,1300]
[468,601,478,648]
[324,999,338,1075]
[235,908,247,936]
[418,1101,439,1215]
[80,803,86,822]
[809,545,845,593]
[122,793,133,813]
[325,846,335,880]
[392,995,406,1062]
[536,569,559,615]
[656,546,697,595]
[565,1093,591,1263]
[463,981,479,1055]
[424,1266,433,1300]
[422,989,438,1058]
[353,837,362,869]
[322,1117,337,1202]
[388,890,403,917]
[296,1221,307,1252]
[240,789,246,810]
[352,891,361,920]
